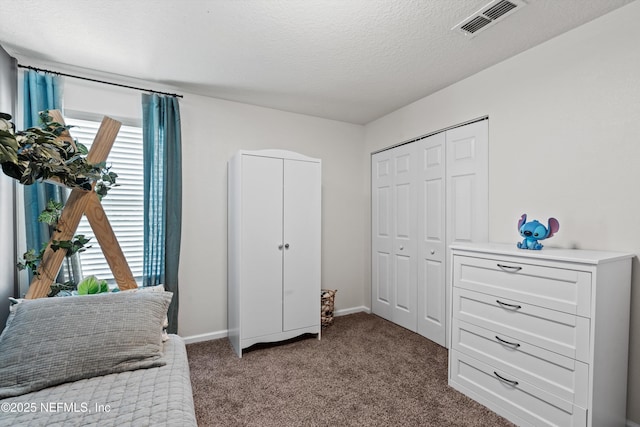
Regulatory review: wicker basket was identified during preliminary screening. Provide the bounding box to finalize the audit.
[321,289,337,327]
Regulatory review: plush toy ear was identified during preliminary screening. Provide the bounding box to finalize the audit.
[518,214,527,230]
[547,218,560,238]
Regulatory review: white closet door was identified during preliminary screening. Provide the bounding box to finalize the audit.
[446,121,489,245]
[371,120,487,347]
[416,132,447,345]
[371,151,394,320]
[241,155,284,339]
[391,144,418,330]
[445,120,488,347]
[282,159,322,331]
[371,144,417,331]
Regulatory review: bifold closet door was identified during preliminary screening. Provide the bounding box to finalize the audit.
[371,143,417,331]
[371,119,488,348]
[416,132,446,345]
[241,155,284,339]
[444,121,488,347]
[282,159,321,331]
[414,122,488,347]
[445,121,489,247]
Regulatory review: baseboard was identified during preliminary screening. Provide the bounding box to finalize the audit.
[182,329,228,344]
[335,306,371,316]
[627,419,640,427]
[182,306,371,344]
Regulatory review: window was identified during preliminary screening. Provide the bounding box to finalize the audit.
[65,117,144,285]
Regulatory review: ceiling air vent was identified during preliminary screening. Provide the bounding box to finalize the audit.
[452,0,527,38]
[460,16,492,34]
[484,0,519,20]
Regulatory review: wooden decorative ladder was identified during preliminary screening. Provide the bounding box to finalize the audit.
[25,110,137,299]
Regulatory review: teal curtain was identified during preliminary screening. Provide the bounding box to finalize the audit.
[22,70,80,283]
[142,93,182,334]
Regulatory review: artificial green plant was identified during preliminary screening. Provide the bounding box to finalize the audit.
[1,111,119,296]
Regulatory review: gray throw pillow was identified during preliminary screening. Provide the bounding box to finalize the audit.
[0,290,173,398]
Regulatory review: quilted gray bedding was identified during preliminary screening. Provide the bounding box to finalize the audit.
[0,335,196,427]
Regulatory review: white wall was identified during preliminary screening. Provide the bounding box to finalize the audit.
[64,78,142,123]
[178,94,366,340]
[364,2,640,422]
[61,77,366,341]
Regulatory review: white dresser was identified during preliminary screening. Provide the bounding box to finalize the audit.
[448,243,632,427]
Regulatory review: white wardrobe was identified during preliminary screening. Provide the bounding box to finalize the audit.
[371,119,488,347]
[228,150,322,357]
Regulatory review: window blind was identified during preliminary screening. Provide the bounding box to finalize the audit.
[66,118,144,285]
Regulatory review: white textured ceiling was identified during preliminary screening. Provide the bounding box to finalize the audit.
[0,0,634,124]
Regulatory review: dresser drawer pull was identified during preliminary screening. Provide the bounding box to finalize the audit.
[497,263,522,272]
[495,335,521,348]
[494,371,519,386]
[496,299,522,310]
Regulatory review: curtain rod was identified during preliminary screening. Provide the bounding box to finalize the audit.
[17,64,184,99]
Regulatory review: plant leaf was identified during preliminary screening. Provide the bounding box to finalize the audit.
[76,141,88,155]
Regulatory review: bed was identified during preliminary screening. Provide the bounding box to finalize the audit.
[0,290,197,427]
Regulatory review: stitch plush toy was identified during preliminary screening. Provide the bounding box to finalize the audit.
[517,213,559,250]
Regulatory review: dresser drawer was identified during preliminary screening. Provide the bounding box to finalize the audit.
[453,254,591,316]
[451,318,588,407]
[449,350,587,427]
[453,288,590,361]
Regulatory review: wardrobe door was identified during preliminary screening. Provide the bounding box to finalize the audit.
[241,155,284,339]
[416,132,447,345]
[282,159,321,331]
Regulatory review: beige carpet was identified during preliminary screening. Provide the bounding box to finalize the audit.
[186,312,515,426]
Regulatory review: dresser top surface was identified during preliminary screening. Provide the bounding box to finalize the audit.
[451,242,634,265]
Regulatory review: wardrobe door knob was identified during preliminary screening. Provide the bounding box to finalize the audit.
[430,249,435,255]
[284,243,290,249]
